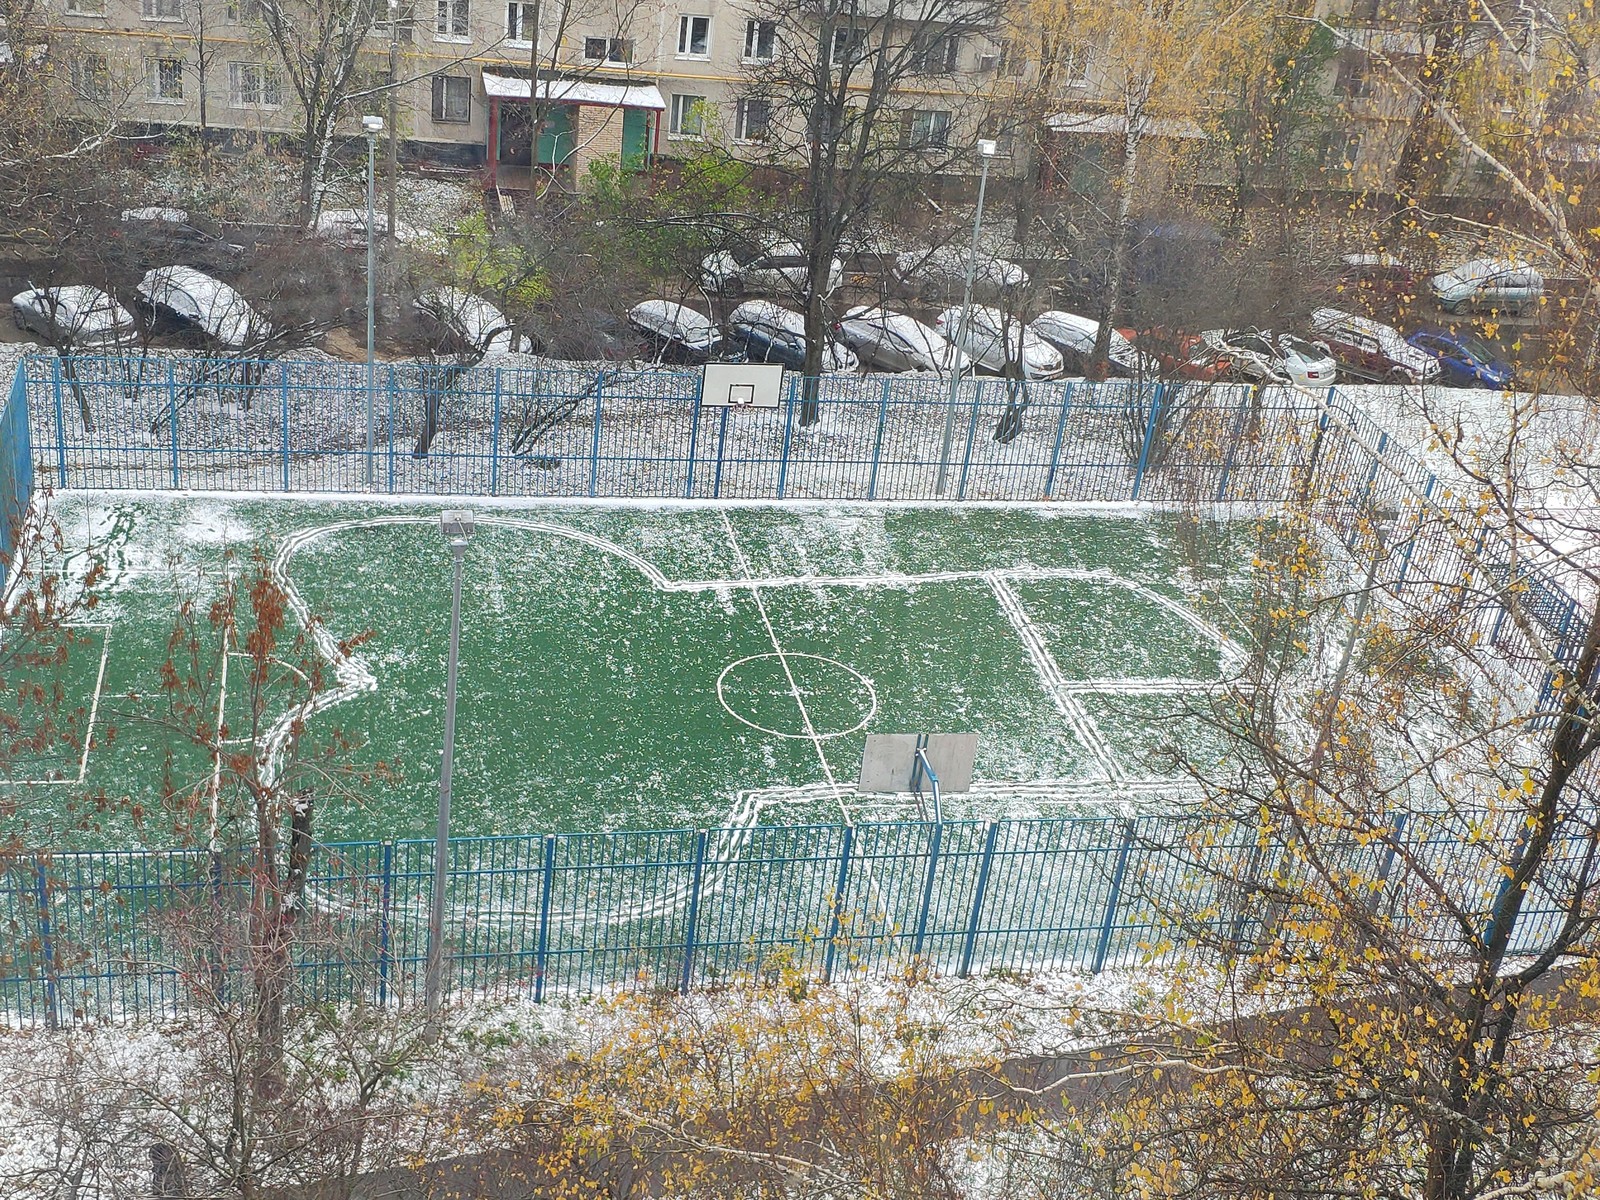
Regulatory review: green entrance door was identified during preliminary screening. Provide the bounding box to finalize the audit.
[621,109,652,171]
[536,105,574,166]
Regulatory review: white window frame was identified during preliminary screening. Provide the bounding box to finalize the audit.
[228,60,282,108]
[676,14,709,58]
[71,52,110,96]
[742,18,774,61]
[734,96,770,142]
[582,35,631,62]
[913,31,958,75]
[830,26,863,67]
[668,92,705,137]
[431,73,471,122]
[148,56,184,101]
[435,0,469,40]
[505,0,534,44]
[142,0,183,18]
[904,108,950,149]
[63,0,107,15]
[226,0,263,22]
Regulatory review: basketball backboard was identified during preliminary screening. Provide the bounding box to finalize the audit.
[858,733,977,794]
[701,362,784,409]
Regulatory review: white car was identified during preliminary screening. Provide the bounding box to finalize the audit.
[11,285,138,348]
[727,300,858,373]
[414,287,535,356]
[935,305,1063,380]
[626,300,723,364]
[700,238,842,297]
[1428,258,1544,314]
[313,208,430,249]
[836,306,971,375]
[1199,329,1337,388]
[894,247,1030,297]
[1028,311,1158,378]
[137,266,272,350]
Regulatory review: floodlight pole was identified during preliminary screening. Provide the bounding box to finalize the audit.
[425,510,474,1032]
[936,138,998,498]
[362,114,384,488]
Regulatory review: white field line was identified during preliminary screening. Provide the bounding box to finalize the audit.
[5,623,112,786]
[208,645,228,853]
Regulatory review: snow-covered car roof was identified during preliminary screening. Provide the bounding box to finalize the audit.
[14,284,135,331]
[1429,257,1543,288]
[138,266,268,349]
[415,286,529,355]
[729,300,804,334]
[895,247,1030,289]
[121,206,190,224]
[314,208,432,249]
[627,300,719,348]
[841,305,969,370]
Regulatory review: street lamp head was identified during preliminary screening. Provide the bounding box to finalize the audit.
[977,138,999,158]
[361,114,385,136]
[440,510,475,542]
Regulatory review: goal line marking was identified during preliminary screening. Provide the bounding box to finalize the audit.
[5,623,113,787]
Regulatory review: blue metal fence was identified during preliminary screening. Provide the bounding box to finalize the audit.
[0,362,33,595]
[3,810,1586,1025]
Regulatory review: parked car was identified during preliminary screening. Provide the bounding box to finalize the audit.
[1119,326,1229,381]
[626,300,725,364]
[1198,329,1337,388]
[1029,311,1158,378]
[11,284,139,348]
[1428,258,1544,315]
[1309,307,1441,383]
[836,306,971,374]
[700,238,842,297]
[935,305,1063,380]
[137,266,273,350]
[313,208,429,249]
[414,287,536,356]
[118,207,245,263]
[1405,327,1515,390]
[1336,253,1418,312]
[726,301,858,373]
[894,246,1030,298]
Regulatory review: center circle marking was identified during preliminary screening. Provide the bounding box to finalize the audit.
[716,653,878,740]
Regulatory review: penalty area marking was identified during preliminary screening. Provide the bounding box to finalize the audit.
[5,623,113,787]
[716,653,879,740]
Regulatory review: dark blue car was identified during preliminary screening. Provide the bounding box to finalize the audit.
[1405,328,1515,389]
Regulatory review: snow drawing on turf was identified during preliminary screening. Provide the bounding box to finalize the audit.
[265,514,1246,931]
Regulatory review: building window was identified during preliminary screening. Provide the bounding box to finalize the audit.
[506,1,534,41]
[913,32,958,75]
[431,73,471,122]
[735,97,770,141]
[669,93,705,136]
[1320,130,1360,173]
[435,0,468,38]
[583,36,631,62]
[148,56,184,100]
[71,53,110,97]
[226,0,263,21]
[229,61,282,107]
[1334,51,1371,99]
[142,0,182,17]
[830,26,864,66]
[743,19,774,61]
[902,109,950,149]
[676,14,709,57]
[63,0,107,14]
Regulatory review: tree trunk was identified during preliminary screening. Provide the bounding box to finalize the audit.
[1089,121,1142,378]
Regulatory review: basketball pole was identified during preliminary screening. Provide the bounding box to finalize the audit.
[426,510,474,1033]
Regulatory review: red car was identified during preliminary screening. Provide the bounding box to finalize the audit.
[1119,327,1231,381]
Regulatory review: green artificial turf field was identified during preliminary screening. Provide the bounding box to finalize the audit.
[6,493,1252,848]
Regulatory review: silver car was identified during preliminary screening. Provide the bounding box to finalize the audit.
[12,285,139,348]
[936,305,1064,379]
[138,267,273,350]
[1428,258,1544,315]
[836,306,971,374]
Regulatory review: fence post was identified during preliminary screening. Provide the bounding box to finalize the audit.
[589,375,604,498]
[280,368,291,491]
[52,358,68,488]
[910,821,943,959]
[167,360,180,489]
[712,407,730,500]
[1367,812,1409,912]
[957,822,1000,979]
[386,368,397,494]
[534,835,556,1003]
[956,380,983,501]
[867,378,890,500]
[822,824,855,983]
[34,856,60,1029]
[1131,385,1163,500]
[490,370,502,497]
[1043,383,1073,498]
[679,830,709,994]
[1091,821,1136,973]
[1216,399,1249,502]
[776,379,796,499]
[684,378,703,498]
[376,841,395,1006]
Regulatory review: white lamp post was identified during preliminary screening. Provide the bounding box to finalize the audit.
[425,509,474,1030]
[362,113,384,488]
[936,138,999,497]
